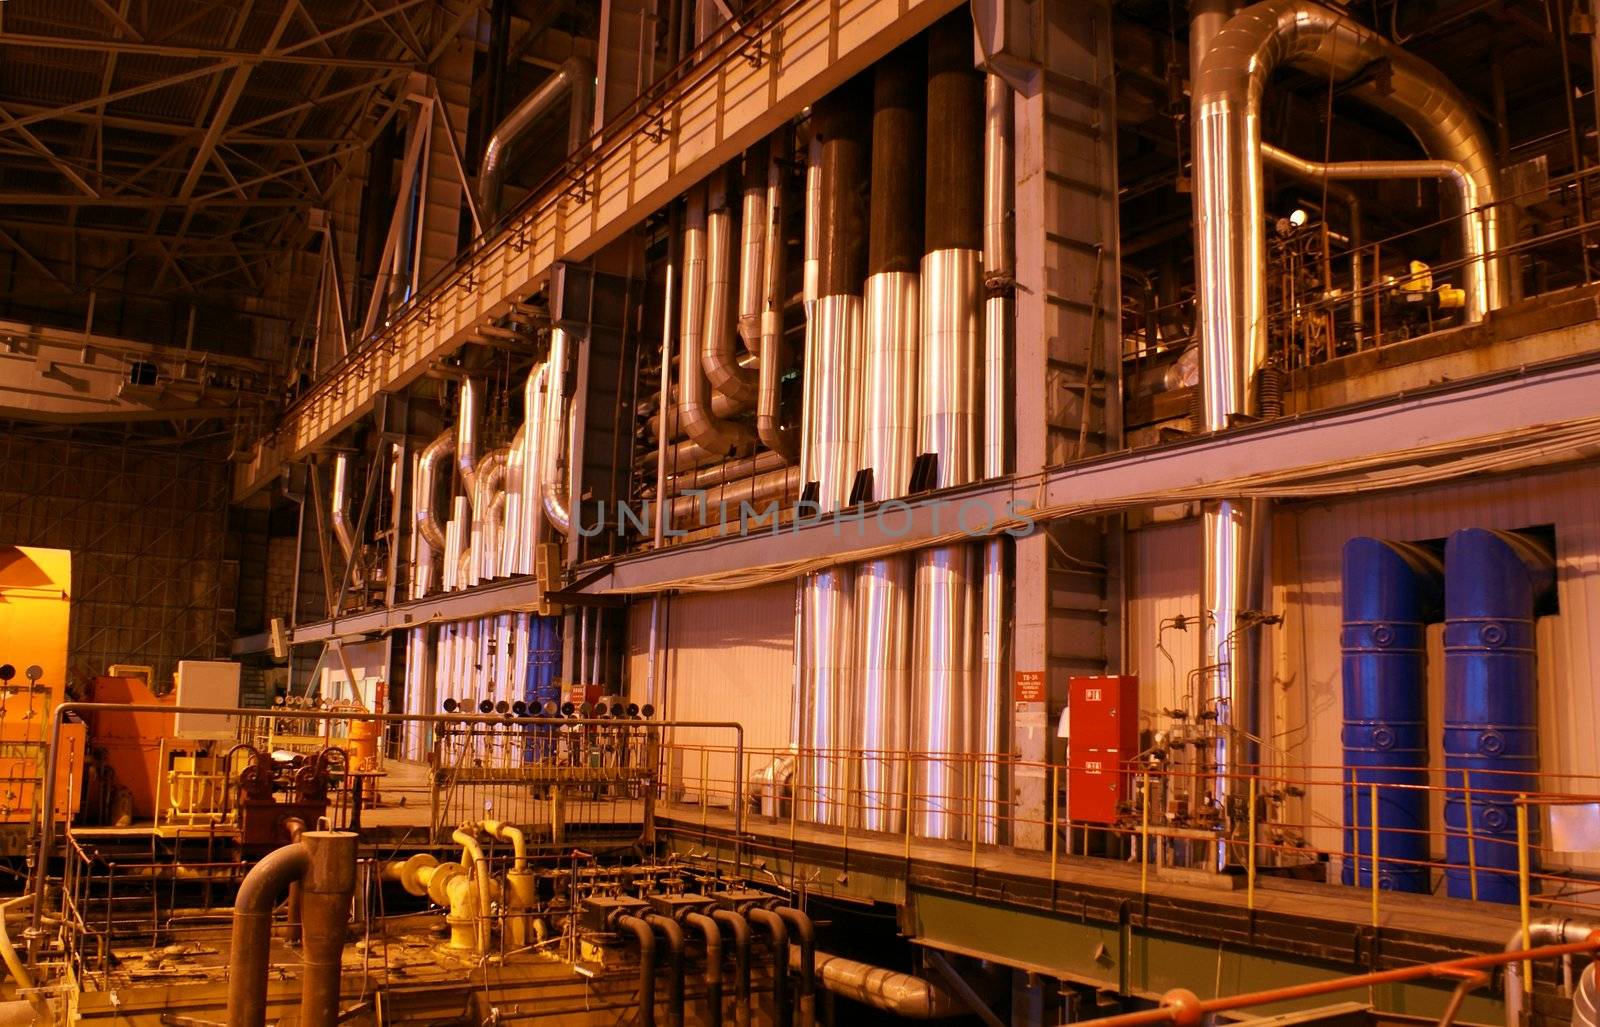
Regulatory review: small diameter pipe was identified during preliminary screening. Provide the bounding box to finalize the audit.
[686,911,724,1027]
[617,914,659,1027]
[712,909,752,1027]
[749,907,791,1027]
[777,907,815,1027]
[646,913,686,1027]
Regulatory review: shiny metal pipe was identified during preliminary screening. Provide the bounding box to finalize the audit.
[758,134,799,461]
[648,387,742,441]
[680,186,756,456]
[415,429,455,559]
[1199,495,1266,843]
[977,73,1014,844]
[522,363,549,570]
[457,377,482,502]
[330,451,364,589]
[704,167,759,405]
[666,466,798,521]
[501,425,526,579]
[403,626,433,758]
[658,450,789,499]
[1259,143,1364,332]
[800,564,855,827]
[917,250,982,488]
[797,949,965,1019]
[738,150,768,357]
[471,445,510,582]
[479,56,595,224]
[806,294,864,511]
[856,271,917,832]
[542,330,572,536]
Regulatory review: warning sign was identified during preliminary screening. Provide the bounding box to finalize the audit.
[1014,670,1046,704]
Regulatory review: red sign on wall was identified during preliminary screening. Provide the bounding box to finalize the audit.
[1014,670,1046,704]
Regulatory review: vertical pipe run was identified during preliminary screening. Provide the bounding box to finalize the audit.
[799,79,870,826]
[738,143,769,358]
[712,909,752,1027]
[749,908,791,1027]
[1340,538,1442,894]
[457,377,482,503]
[618,915,659,1027]
[297,832,359,1027]
[705,166,760,405]
[542,331,573,536]
[330,452,365,589]
[680,186,756,457]
[757,134,799,461]
[856,42,923,833]
[646,914,686,1027]
[913,12,984,840]
[976,70,1014,844]
[686,911,724,1027]
[1444,528,1554,904]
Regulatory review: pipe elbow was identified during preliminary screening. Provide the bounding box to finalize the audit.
[415,430,456,554]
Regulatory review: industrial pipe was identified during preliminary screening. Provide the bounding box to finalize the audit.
[646,913,687,1027]
[1444,528,1555,903]
[757,133,799,461]
[226,831,357,1027]
[542,330,573,536]
[777,907,816,1027]
[415,429,456,556]
[856,41,923,834]
[1504,919,1598,1027]
[1340,538,1442,894]
[738,143,768,356]
[618,914,660,1027]
[749,907,791,1027]
[479,56,596,224]
[712,908,752,1027]
[914,13,985,840]
[679,185,756,457]
[471,445,510,583]
[282,817,306,946]
[501,424,526,579]
[452,826,496,952]
[704,166,759,406]
[330,452,365,589]
[0,896,52,1025]
[482,819,534,946]
[522,362,550,569]
[1259,144,1364,333]
[796,949,965,1019]
[456,376,482,502]
[685,911,724,1027]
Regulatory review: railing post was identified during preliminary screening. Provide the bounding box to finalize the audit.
[1247,771,1257,912]
[1369,781,1380,928]
[1140,770,1150,896]
[1050,764,1059,885]
[1517,795,1532,990]
[903,753,914,861]
[1463,773,1479,901]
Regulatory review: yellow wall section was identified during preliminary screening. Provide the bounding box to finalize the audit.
[0,545,71,698]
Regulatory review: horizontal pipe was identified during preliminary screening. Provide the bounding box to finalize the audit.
[795,949,964,1019]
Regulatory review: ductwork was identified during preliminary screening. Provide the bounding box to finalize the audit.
[415,429,456,556]
[757,133,799,461]
[704,167,760,406]
[975,70,1013,844]
[856,43,923,834]
[330,451,365,589]
[913,15,985,841]
[226,831,357,1027]
[479,56,596,225]
[456,376,482,504]
[681,186,757,458]
[542,330,572,536]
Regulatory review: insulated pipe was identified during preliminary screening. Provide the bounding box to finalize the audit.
[1259,144,1363,333]
[748,908,791,1027]
[712,909,752,1027]
[457,377,482,503]
[618,914,659,1027]
[542,331,573,536]
[646,913,687,1027]
[976,70,1013,845]
[657,450,789,498]
[649,388,743,441]
[758,133,799,461]
[914,13,985,841]
[857,43,923,834]
[799,79,870,827]
[501,425,526,579]
[680,186,756,457]
[738,143,769,355]
[1340,538,1442,894]
[415,429,456,556]
[330,452,365,589]
[1444,528,1555,904]
[685,911,724,1027]
[704,166,759,405]
[471,445,510,581]
[479,56,596,224]
[1504,920,1598,1027]
[667,466,799,521]
[522,362,550,570]
[799,950,966,1018]
[776,907,816,1027]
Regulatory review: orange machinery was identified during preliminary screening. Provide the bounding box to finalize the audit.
[83,674,176,824]
[0,546,83,830]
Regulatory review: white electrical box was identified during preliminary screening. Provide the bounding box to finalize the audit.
[173,660,242,740]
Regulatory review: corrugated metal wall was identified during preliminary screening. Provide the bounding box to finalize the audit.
[0,430,235,688]
[627,583,795,804]
[1126,464,1600,872]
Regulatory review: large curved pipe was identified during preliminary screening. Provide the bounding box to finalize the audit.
[749,908,790,1027]
[712,909,752,1027]
[738,144,768,357]
[799,950,966,1018]
[1505,920,1598,1027]
[451,827,495,953]
[704,167,759,406]
[645,914,686,1027]
[757,133,799,461]
[330,452,365,589]
[471,445,510,582]
[777,908,815,1027]
[686,911,724,1027]
[228,839,312,1026]
[415,429,456,556]
[542,330,572,536]
[456,377,482,502]
[501,425,526,578]
[479,56,596,224]
[618,914,659,1027]
[680,186,756,458]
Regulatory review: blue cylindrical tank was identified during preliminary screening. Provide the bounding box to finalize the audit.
[525,614,563,762]
[1341,537,1443,893]
[1444,528,1554,903]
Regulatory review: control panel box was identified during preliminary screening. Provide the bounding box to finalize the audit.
[173,660,242,740]
[1067,674,1140,824]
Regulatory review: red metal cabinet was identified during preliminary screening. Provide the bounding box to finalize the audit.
[1067,674,1140,824]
